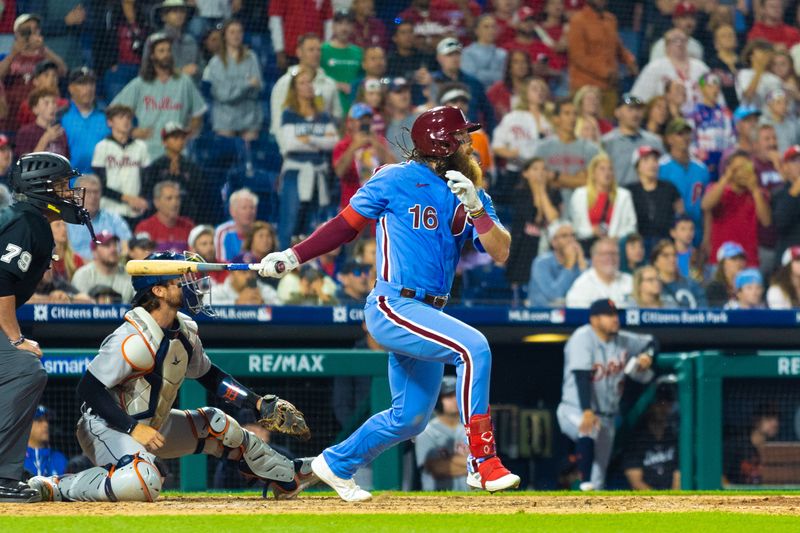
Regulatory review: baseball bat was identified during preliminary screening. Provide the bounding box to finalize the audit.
[125,260,262,275]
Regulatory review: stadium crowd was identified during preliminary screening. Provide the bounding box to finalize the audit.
[2,0,800,309]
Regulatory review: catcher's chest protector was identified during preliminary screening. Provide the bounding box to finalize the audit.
[113,307,196,429]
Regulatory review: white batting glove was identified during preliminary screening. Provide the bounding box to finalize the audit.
[445,170,483,213]
[258,249,300,279]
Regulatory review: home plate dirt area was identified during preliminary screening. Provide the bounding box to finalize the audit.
[8,493,800,516]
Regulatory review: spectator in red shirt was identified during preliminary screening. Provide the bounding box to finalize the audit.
[332,103,395,210]
[535,0,569,72]
[135,180,195,252]
[491,0,520,45]
[90,0,149,101]
[351,0,387,49]
[0,0,15,43]
[702,151,772,267]
[397,0,452,54]
[748,0,800,51]
[501,6,560,82]
[752,123,784,272]
[0,14,67,132]
[487,48,533,121]
[269,0,332,71]
[15,87,69,157]
[430,0,482,41]
[16,60,68,127]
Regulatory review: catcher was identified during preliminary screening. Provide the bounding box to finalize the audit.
[28,252,315,502]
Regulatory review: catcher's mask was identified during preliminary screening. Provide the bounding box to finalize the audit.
[130,251,214,316]
[10,152,98,242]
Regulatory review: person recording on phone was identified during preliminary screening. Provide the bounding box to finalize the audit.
[332,103,395,210]
[0,14,67,132]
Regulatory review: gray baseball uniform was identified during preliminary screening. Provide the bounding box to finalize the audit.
[557,324,655,488]
[29,307,298,502]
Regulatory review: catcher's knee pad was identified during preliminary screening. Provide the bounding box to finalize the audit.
[239,430,295,483]
[107,453,163,502]
[192,407,246,448]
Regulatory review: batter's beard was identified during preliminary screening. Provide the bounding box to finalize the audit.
[441,149,484,189]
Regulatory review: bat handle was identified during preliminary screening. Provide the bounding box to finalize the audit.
[275,261,285,274]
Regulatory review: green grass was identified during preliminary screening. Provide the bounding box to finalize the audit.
[4,513,797,533]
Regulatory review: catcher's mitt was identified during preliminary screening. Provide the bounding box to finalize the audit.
[258,395,311,440]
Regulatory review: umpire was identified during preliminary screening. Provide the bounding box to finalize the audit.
[0,153,96,502]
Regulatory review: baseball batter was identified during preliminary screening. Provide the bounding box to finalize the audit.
[259,106,520,501]
[557,299,656,490]
[28,252,316,502]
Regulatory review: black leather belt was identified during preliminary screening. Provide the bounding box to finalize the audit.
[399,288,448,309]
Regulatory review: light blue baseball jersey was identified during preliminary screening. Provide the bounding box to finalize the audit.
[349,161,501,296]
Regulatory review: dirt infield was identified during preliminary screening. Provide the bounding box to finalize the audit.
[8,494,800,516]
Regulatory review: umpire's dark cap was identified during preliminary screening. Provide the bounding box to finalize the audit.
[589,299,617,317]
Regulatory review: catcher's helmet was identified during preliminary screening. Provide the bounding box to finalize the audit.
[131,251,214,316]
[410,106,480,157]
[10,152,97,239]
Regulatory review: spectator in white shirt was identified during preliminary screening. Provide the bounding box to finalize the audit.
[568,152,637,249]
[566,237,633,308]
[737,39,782,110]
[632,28,711,117]
[491,77,553,173]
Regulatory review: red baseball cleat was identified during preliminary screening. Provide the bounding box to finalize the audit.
[466,456,521,492]
[465,413,521,492]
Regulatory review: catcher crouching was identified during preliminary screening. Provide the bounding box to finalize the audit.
[28,252,315,502]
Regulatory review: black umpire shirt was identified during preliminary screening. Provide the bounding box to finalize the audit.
[0,202,55,307]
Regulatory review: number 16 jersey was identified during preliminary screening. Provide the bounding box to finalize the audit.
[349,161,502,296]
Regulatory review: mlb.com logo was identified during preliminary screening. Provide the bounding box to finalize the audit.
[626,309,641,326]
[549,309,565,324]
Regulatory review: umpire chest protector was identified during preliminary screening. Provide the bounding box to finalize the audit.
[113,307,198,429]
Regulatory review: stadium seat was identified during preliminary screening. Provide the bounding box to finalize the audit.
[224,166,279,224]
[461,263,513,306]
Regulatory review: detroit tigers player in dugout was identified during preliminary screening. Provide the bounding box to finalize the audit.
[27,252,316,502]
[259,106,521,501]
[557,299,656,490]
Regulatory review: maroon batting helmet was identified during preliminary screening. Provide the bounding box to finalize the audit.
[410,106,480,157]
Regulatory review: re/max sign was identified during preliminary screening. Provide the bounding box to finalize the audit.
[248,354,325,373]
